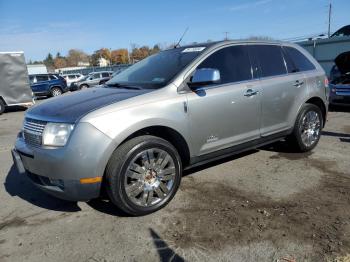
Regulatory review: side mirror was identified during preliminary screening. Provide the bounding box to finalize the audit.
[188,68,221,90]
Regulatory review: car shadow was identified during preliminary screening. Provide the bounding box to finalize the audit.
[4,165,81,212]
[86,198,129,217]
[4,105,27,114]
[329,105,350,113]
[322,130,350,138]
[183,149,258,176]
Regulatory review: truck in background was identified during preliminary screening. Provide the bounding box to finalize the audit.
[0,51,34,115]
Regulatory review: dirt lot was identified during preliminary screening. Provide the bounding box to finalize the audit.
[0,105,349,262]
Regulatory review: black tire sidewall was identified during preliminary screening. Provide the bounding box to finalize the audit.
[106,136,182,216]
[51,87,62,97]
[294,104,323,152]
[0,100,5,114]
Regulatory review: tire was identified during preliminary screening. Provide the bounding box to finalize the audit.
[51,87,62,97]
[80,84,88,90]
[287,103,323,152]
[106,135,182,216]
[0,99,5,115]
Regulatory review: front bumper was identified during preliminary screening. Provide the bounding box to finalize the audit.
[329,94,350,105]
[13,122,116,202]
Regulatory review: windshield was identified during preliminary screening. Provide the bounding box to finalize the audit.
[106,47,205,89]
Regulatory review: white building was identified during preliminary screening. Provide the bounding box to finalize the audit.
[27,64,47,75]
[98,57,109,67]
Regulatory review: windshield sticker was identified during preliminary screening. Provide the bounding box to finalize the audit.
[182,47,206,53]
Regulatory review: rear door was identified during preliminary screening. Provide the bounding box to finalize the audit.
[247,44,306,136]
[31,75,50,93]
[90,73,101,86]
[186,45,261,156]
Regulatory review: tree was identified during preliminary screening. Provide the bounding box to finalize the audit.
[43,53,54,68]
[54,57,67,69]
[150,44,161,55]
[66,49,89,67]
[90,48,111,66]
[111,49,129,64]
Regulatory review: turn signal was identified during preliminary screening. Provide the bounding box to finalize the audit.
[80,177,102,184]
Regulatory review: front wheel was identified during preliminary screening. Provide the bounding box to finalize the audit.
[51,87,62,97]
[106,135,182,216]
[287,103,323,152]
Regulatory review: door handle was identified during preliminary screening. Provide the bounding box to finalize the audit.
[293,80,304,87]
[244,89,259,97]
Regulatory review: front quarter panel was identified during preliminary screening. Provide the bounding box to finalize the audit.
[81,86,191,154]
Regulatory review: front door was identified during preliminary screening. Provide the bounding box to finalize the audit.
[186,45,261,157]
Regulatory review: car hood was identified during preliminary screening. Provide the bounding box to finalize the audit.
[335,51,350,75]
[26,87,152,123]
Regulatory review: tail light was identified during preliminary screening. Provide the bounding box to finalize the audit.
[324,77,329,88]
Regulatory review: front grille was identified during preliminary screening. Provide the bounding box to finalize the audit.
[23,118,46,147]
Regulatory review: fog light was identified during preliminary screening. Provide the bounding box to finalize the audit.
[48,178,64,189]
[331,88,336,93]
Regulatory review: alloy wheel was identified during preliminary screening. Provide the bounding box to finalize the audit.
[124,148,176,207]
[300,110,321,147]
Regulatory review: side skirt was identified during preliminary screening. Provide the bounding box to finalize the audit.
[185,129,292,170]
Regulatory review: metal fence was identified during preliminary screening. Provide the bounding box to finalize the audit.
[59,64,131,76]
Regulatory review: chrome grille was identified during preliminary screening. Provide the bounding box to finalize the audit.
[23,118,46,147]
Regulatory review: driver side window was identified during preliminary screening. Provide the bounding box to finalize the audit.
[197,45,252,85]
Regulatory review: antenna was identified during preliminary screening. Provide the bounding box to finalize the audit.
[224,31,229,40]
[175,27,189,48]
[327,0,332,38]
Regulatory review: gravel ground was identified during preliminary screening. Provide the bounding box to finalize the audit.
[0,104,349,262]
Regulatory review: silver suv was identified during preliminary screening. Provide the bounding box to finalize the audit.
[73,71,113,89]
[12,41,328,216]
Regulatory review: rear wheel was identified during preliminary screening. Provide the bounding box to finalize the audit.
[51,87,62,97]
[0,99,5,115]
[287,103,323,152]
[106,135,182,216]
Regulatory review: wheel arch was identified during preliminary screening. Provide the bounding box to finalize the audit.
[50,85,63,92]
[117,125,191,167]
[305,96,327,127]
[0,96,7,106]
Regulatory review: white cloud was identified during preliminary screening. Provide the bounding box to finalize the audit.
[229,0,273,12]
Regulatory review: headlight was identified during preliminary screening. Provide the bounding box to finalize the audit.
[42,123,74,147]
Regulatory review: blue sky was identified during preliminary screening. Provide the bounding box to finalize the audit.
[0,0,349,61]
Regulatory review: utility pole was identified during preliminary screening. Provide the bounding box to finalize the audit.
[327,1,332,38]
[224,32,229,40]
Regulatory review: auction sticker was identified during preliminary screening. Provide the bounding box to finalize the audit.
[182,47,206,53]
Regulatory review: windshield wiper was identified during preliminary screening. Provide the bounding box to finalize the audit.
[105,83,143,90]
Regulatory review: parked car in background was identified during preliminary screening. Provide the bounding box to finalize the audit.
[61,73,84,90]
[329,51,350,106]
[71,71,113,90]
[0,51,34,114]
[29,74,68,97]
[13,41,328,216]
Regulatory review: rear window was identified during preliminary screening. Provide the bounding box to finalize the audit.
[68,75,75,79]
[251,45,287,77]
[92,73,100,79]
[36,75,49,82]
[101,72,110,77]
[284,46,316,72]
